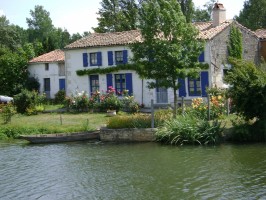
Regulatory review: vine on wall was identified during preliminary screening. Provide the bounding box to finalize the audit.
[76,64,141,76]
[228,25,243,59]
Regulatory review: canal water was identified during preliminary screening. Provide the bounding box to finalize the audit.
[0,141,265,200]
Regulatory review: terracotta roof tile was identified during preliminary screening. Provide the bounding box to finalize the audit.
[255,29,266,39]
[64,20,242,49]
[65,30,143,49]
[29,49,65,63]
[195,20,232,40]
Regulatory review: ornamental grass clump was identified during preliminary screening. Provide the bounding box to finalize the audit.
[156,113,223,145]
[107,114,151,129]
[107,109,173,129]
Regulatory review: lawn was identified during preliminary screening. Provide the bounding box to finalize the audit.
[0,112,109,139]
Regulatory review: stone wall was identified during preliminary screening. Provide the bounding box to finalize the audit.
[209,21,259,88]
[100,128,157,142]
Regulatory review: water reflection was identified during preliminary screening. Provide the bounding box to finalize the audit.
[0,142,265,200]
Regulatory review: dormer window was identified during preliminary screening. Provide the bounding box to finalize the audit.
[45,63,49,71]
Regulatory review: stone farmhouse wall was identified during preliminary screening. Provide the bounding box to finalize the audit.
[208,22,259,88]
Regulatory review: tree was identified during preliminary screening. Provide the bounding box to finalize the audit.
[0,47,28,96]
[26,5,54,42]
[70,33,83,43]
[236,0,266,30]
[131,0,205,118]
[192,0,216,22]
[93,0,139,33]
[178,0,194,22]
[228,25,243,59]
[193,8,211,22]
[119,0,139,30]
[0,15,21,50]
[93,0,123,32]
[224,58,266,137]
[203,0,216,16]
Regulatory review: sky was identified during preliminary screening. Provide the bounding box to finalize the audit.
[0,0,246,34]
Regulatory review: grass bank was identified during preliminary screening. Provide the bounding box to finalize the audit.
[0,112,108,139]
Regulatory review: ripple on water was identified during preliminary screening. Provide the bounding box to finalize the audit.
[0,142,266,200]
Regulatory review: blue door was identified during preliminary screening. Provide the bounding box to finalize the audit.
[59,79,65,90]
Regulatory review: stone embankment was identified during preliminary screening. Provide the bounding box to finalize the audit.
[99,128,157,142]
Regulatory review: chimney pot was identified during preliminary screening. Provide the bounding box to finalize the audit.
[212,3,226,27]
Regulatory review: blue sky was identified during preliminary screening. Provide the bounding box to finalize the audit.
[0,0,245,34]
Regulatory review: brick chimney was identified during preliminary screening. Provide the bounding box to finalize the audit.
[212,2,226,27]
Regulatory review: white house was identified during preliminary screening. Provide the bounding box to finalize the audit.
[28,3,259,107]
[28,49,65,98]
[63,3,259,107]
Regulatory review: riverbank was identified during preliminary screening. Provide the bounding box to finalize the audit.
[1,111,253,144]
[0,112,108,139]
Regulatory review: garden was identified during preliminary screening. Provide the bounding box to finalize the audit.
[0,86,230,144]
[1,57,265,145]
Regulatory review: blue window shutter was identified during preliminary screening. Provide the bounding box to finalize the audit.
[125,73,133,95]
[83,53,88,67]
[106,74,113,90]
[201,71,209,97]
[59,79,65,90]
[178,78,186,97]
[97,52,102,66]
[123,50,128,64]
[199,51,205,62]
[108,51,113,66]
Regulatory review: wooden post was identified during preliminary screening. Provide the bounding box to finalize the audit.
[60,114,63,125]
[182,96,184,115]
[227,98,230,116]
[151,99,154,128]
[207,95,211,121]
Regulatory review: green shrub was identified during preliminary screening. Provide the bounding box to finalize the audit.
[98,87,122,112]
[0,127,21,138]
[156,113,223,145]
[228,116,265,142]
[14,89,45,114]
[64,91,90,112]
[0,103,16,124]
[225,58,266,122]
[121,95,139,114]
[54,90,66,104]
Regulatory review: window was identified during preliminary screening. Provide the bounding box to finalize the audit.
[45,63,49,71]
[58,63,65,76]
[59,79,65,90]
[188,77,201,96]
[223,64,231,79]
[44,78,50,91]
[115,74,126,95]
[44,78,51,98]
[90,53,97,66]
[90,75,99,94]
[115,51,123,64]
